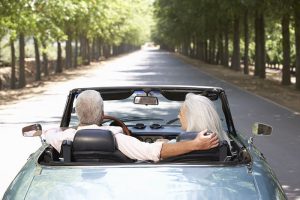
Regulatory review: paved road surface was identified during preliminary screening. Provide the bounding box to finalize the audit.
[0,49,299,199]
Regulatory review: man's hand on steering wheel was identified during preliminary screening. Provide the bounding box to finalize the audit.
[102,115,131,136]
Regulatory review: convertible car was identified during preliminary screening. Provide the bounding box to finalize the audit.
[3,85,287,199]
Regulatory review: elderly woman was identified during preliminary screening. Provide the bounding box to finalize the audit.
[178,93,231,145]
[45,90,219,162]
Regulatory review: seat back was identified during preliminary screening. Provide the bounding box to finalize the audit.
[62,129,133,163]
[161,132,230,162]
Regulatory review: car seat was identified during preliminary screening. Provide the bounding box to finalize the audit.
[62,129,134,163]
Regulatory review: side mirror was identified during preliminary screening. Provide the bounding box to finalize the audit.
[22,124,42,137]
[252,123,272,136]
[134,96,158,105]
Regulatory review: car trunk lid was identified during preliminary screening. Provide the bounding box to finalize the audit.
[25,164,258,199]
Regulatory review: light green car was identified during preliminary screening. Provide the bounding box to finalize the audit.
[3,86,287,200]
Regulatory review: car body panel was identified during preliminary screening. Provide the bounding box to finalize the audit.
[3,146,45,200]
[235,132,287,200]
[27,165,257,200]
[3,86,287,199]
[4,144,285,200]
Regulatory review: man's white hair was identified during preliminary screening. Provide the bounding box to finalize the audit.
[75,90,103,125]
[182,93,230,142]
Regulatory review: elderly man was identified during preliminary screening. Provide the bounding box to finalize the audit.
[45,90,219,162]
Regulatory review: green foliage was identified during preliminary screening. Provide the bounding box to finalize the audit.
[0,0,153,51]
[153,0,298,67]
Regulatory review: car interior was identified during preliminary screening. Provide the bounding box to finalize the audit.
[36,87,251,166]
[38,127,250,166]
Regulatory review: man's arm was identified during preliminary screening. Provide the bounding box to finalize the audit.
[43,128,76,152]
[115,129,219,162]
[160,129,219,160]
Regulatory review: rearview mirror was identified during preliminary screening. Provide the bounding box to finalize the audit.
[252,123,272,136]
[22,124,42,137]
[134,96,158,105]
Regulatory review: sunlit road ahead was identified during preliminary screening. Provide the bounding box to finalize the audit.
[1,49,300,199]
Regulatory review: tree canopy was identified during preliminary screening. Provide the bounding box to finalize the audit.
[0,0,153,88]
[0,0,152,47]
[152,0,300,90]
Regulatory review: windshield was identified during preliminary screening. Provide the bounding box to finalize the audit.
[69,91,228,131]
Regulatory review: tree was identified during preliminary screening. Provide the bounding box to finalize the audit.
[254,9,266,79]
[18,32,26,88]
[10,38,16,89]
[231,14,241,70]
[294,0,300,90]
[282,13,291,85]
[1,0,30,88]
[243,8,249,75]
[268,0,293,85]
[34,37,41,81]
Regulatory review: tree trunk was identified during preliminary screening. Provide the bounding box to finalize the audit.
[178,44,182,54]
[244,9,249,75]
[80,35,87,64]
[79,36,84,58]
[281,13,291,85]
[190,36,196,58]
[232,15,240,71]
[196,38,201,60]
[224,26,229,67]
[34,37,41,81]
[217,32,224,65]
[42,41,48,76]
[258,12,266,79]
[10,39,16,89]
[91,38,96,60]
[55,41,63,73]
[113,45,117,56]
[254,11,260,76]
[74,39,78,68]
[199,40,204,61]
[86,38,90,65]
[98,38,103,60]
[210,35,216,64]
[103,43,110,58]
[294,2,300,90]
[200,40,205,61]
[18,33,26,88]
[254,11,266,78]
[208,39,212,63]
[260,13,266,79]
[120,43,124,55]
[183,41,189,56]
[65,31,72,68]
[204,39,208,62]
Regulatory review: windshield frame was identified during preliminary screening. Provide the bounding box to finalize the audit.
[60,85,237,137]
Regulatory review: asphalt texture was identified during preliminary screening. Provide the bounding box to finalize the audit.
[0,49,299,199]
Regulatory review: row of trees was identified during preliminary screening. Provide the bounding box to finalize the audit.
[152,0,300,90]
[0,0,152,89]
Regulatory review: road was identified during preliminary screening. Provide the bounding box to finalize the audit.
[1,49,300,199]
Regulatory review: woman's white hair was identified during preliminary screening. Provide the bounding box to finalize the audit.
[75,90,103,125]
[182,93,230,142]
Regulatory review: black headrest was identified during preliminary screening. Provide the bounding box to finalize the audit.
[160,131,230,162]
[176,131,198,142]
[73,129,116,152]
[177,131,230,151]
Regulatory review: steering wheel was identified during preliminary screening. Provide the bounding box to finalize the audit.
[102,115,131,136]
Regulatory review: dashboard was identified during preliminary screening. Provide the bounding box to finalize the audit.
[128,124,181,143]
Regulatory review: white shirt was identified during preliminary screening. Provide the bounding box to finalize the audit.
[43,125,164,162]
